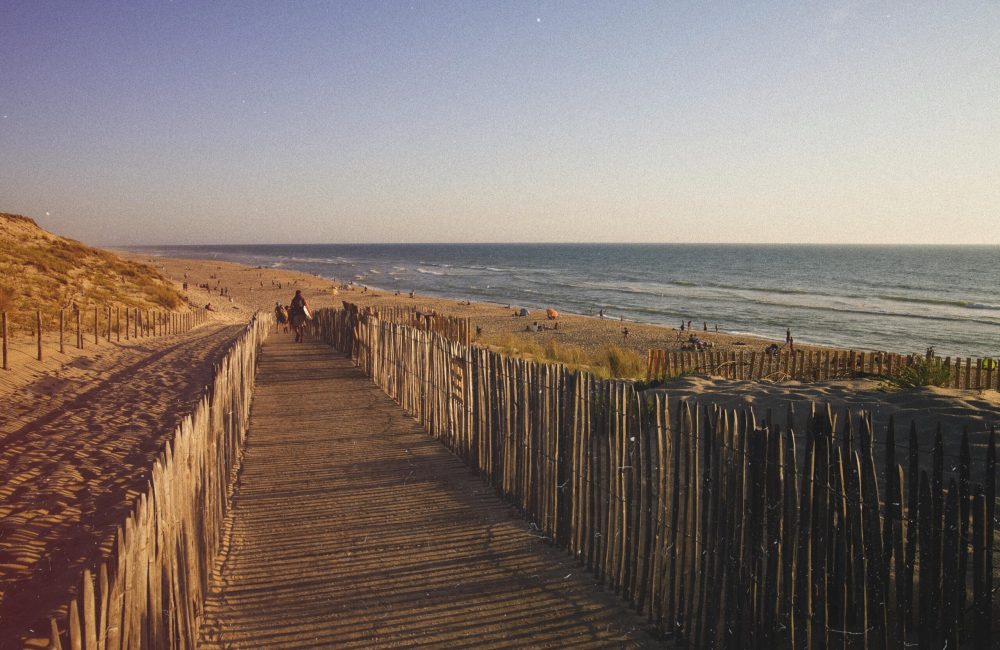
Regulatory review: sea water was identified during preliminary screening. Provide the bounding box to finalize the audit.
[135,244,1000,359]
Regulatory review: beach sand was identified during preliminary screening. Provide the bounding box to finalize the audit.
[134,254,838,357]
[0,310,247,644]
[3,252,997,645]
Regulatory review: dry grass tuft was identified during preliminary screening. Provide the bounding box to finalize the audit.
[480,333,646,379]
[0,212,186,331]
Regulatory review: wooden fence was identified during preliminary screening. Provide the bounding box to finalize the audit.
[1,305,208,370]
[44,311,272,649]
[646,347,1000,390]
[316,307,997,649]
[340,301,471,345]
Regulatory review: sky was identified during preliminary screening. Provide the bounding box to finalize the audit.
[1,1,998,246]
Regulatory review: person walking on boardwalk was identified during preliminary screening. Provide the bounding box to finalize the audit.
[289,290,311,343]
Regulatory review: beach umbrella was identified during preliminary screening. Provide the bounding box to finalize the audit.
[546,308,559,319]
[518,307,529,317]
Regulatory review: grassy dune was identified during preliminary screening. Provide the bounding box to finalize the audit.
[480,332,647,379]
[0,212,185,330]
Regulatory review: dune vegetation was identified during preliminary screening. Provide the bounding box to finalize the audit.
[0,212,185,332]
[479,332,647,379]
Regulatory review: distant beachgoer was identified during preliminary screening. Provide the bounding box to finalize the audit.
[715,324,718,333]
[680,321,685,331]
[622,327,629,339]
[289,290,311,343]
[786,328,791,343]
[599,309,604,318]
[274,302,287,326]
[703,322,707,331]
[409,290,414,298]
[687,320,692,330]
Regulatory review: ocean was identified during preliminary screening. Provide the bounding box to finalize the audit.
[135,244,1000,359]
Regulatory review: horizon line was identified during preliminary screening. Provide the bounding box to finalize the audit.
[116,241,1000,248]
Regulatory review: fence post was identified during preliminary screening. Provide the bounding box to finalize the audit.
[107,305,112,341]
[2,312,7,370]
[77,309,82,349]
[60,309,65,354]
[116,306,121,342]
[37,310,43,361]
[93,305,99,345]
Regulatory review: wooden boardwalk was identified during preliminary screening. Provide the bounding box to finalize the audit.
[198,334,658,649]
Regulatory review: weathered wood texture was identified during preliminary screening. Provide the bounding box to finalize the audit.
[317,308,997,649]
[198,335,658,648]
[646,347,1000,390]
[45,312,272,649]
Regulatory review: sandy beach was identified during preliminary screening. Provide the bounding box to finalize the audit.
[140,253,1000,440]
[135,253,845,358]
[3,250,997,646]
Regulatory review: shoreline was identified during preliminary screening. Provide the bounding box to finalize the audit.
[133,252,920,369]
[124,243,1000,360]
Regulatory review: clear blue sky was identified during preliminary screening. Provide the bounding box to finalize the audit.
[1,1,998,245]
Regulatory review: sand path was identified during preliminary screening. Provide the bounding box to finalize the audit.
[0,322,245,647]
[199,334,659,649]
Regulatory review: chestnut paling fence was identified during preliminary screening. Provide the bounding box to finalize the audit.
[1,305,208,370]
[43,312,272,649]
[646,346,1000,390]
[314,307,997,649]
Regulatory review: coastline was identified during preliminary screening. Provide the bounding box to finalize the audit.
[5,250,997,646]
[132,252,853,363]
[133,251,1000,438]
[126,243,1000,359]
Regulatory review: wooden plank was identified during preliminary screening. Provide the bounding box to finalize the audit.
[794,417,815,649]
[917,471,937,646]
[82,568,97,650]
[941,479,961,648]
[69,598,82,650]
[903,422,918,630]
[970,491,989,649]
[860,450,888,650]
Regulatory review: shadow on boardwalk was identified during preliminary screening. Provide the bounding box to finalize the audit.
[199,334,659,649]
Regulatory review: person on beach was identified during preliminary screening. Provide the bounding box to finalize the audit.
[622,327,630,339]
[289,290,311,343]
[274,302,287,326]
[786,328,791,343]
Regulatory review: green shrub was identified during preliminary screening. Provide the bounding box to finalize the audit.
[881,358,953,390]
